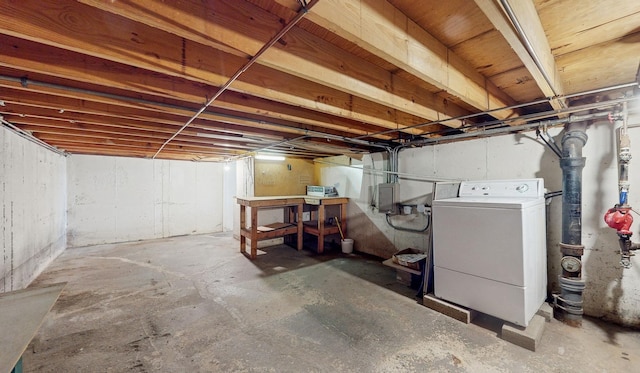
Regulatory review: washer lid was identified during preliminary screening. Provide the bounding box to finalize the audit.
[432,196,544,209]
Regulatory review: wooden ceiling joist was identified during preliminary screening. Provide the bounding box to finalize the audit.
[1,0,637,160]
[474,0,565,109]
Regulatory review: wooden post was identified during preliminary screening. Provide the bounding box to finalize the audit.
[297,203,304,251]
[250,207,258,259]
[240,204,246,255]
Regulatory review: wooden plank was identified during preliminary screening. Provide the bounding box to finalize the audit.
[0,82,384,141]
[0,35,403,138]
[382,258,421,275]
[240,204,247,255]
[241,226,298,240]
[296,203,304,251]
[534,0,640,57]
[0,2,436,135]
[423,293,477,324]
[474,0,565,109]
[77,0,468,128]
[257,222,293,231]
[250,208,259,259]
[282,0,516,119]
[556,34,640,94]
[0,283,66,373]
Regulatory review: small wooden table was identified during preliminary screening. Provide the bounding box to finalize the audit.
[301,196,349,254]
[236,196,304,259]
[236,196,348,259]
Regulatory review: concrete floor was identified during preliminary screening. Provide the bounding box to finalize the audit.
[24,234,640,372]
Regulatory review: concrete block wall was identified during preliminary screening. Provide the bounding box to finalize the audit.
[67,155,224,247]
[319,112,640,327]
[1,126,67,292]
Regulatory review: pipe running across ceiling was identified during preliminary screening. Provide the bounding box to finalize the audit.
[151,0,319,159]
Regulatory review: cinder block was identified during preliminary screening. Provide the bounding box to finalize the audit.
[422,293,477,324]
[536,302,553,322]
[501,314,546,351]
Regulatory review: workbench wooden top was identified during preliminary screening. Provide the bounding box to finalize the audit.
[235,195,348,206]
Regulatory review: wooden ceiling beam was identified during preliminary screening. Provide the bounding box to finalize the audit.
[474,0,565,109]
[3,98,382,154]
[0,0,462,134]
[74,0,467,128]
[0,84,388,143]
[0,35,410,137]
[1,100,299,142]
[35,134,245,155]
[269,0,517,120]
[11,120,269,151]
[60,146,222,161]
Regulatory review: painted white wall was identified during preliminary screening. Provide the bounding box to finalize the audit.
[67,155,223,247]
[223,162,237,232]
[1,126,66,292]
[319,108,640,326]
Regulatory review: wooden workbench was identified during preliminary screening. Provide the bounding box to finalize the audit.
[236,195,348,259]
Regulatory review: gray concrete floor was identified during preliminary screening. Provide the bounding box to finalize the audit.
[25,234,640,372]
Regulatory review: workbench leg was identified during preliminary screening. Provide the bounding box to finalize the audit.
[240,205,246,255]
[297,203,303,251]
[250,208,258,259]
[318,204,325,254]
[341,203,347,238]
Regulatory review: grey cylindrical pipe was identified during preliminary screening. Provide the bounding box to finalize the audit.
[561,124,588,245]
[557,120,588,327]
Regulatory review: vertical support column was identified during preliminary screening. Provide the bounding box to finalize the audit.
[317,204,326,253]
[297,202,304,251]
[239,204,246,255]
[250,207,258,259]
[340,202,347,238]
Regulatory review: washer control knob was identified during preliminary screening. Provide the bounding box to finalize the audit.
[516,184,529,193]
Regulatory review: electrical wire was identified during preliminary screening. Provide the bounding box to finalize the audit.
[536,128,561,158]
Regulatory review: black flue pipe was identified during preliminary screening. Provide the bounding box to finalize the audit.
[556,122,588,327]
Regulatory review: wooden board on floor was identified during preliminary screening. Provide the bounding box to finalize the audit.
[382,258,421,275]
[423,293,477,324]
[0,282,66,372]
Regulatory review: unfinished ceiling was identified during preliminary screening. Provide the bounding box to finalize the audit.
[1,0,639,161]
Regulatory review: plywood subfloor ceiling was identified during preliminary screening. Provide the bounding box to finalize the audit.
[1,0,639,161]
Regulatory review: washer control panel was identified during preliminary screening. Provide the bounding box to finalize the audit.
[458,179,544,198]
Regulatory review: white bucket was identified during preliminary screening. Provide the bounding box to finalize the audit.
[341,238,354,254]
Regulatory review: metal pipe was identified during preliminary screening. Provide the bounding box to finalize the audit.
[555,115,589,327]
[618,102,630,206]
[152,0,319,159]
[500,0,565,108]
[1,78,635,157]
[409,109,612,147]
[354,81,638,141]
[2,74,391,153]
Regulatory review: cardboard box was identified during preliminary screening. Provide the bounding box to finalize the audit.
[392,248,427,270]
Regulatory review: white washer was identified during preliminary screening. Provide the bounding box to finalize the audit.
[432,179,547,326]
